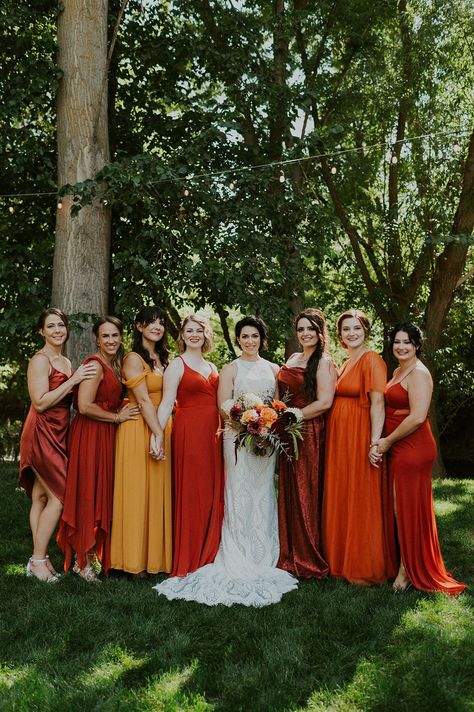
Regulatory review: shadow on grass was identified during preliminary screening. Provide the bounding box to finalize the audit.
[1,464,473,712]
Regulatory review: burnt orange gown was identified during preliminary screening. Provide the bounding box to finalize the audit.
[19,357,72,502]
[277,365,329,578]
[385,382,466,596]
[322,351,397,584]
[170,358,224,577]
[57,356,122,574]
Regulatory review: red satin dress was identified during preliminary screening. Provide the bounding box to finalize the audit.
[385,382,466,596]
[322,351,397,584]
[170,358,224,577]
[19,358,72,502]
[57,356,122,574]
[277,365,329,578]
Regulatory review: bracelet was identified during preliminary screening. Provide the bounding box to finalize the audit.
[115,412,120,424]
[369,443,377,448]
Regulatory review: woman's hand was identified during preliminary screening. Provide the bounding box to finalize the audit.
[116,403,141,423]
[71,362,98,385]
[373,437,391,455]
[368,443,383,467]
[150,433,166,460]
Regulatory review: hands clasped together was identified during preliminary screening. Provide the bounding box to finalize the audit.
[368,437,391,467]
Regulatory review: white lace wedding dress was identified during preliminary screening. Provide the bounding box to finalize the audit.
[153,358,298,606]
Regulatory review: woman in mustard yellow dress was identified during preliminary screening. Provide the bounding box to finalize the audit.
[111,306,172,575]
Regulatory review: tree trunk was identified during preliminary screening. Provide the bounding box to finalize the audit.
[52,0,111,365]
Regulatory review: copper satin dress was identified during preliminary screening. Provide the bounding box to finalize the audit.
[385,382,466,596]
[167,358,224,578]
[19,356,72,502]
[276,365,329,578]
[322,351,397,585]
[110,353,172,574]
[57,356,122,574]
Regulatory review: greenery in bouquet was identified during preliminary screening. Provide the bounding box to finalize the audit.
[221,393,304,459]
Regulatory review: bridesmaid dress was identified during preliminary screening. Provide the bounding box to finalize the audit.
[160,357,224,580]
[277,364,329,579]
[19,353,72,502]
[57,356,122,574]
[322,351,397,584]
[385,382,466,596]
[111,353,172,574]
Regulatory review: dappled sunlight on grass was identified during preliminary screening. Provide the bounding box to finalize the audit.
[1,563,26,576]
[434,500,460,516]
[126,660,214,711]
[76,643,147,686]
[400,594,473,644]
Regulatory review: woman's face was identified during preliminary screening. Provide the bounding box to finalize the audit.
[237,325,261,357]
[96,322,122,357]
[182,320,205,350]
[40,314,68,348]
[392,331,417,363]
[296,317,318,349]
[339,317,366,350]
[138,318,165,344]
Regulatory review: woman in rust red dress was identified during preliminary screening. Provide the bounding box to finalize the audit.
[19,308,97,582]
[277,308,336,578]
[153,314,224,598]
[322,310,397,585]
[373,323,466,595]
[57,317,140,582]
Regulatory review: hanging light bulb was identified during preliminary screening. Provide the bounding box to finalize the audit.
[330,165,337,175]
[57,199,63,209]
[279,170,285,183]
[183,188,190,197]
[453,143,462,154]
[391,154,398,164]
[229,181,235,190]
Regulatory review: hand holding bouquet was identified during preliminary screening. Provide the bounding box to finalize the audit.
[221,393,304,459]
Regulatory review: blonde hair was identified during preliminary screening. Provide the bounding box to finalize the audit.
[336,309,371,348]
[177,314,214,353]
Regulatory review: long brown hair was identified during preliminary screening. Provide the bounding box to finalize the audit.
[93,316,125,378]
[295,308,329,403]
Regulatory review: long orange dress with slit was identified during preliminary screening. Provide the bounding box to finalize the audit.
[322,351,397,584]
[19,356,72,503]
[57,356,122,574]
[110,353,172,574]
[385,382,466,596]
[170,358,224,577]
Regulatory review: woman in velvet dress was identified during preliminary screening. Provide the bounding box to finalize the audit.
[57,317,140,582]
[322,310,397,585]
[19,308,97,582]
[373,323,466,595]
[277,308,336,578]
[153,314,224,597]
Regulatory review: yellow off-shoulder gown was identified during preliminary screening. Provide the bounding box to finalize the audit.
[111,353,172,574]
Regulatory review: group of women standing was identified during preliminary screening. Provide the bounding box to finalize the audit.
[19,305,466,601]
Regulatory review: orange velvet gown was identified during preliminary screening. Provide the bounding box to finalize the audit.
[170,358,224,577]
[19,358,72,503]
[57,356,122,574]
[322,351,397,584]
[385,382,466,596]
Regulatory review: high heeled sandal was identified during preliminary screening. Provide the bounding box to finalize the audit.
[72,562,101,583]
[26,557,60,584]
[45,554,60,577]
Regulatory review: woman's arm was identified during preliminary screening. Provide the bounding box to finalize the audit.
[122,354,164,443]
[300,357,337,420]
[156,358,183,429]
[217,362,236,418]
[27,355,97,413]
[78,363,139,423]
[375,369,432,454]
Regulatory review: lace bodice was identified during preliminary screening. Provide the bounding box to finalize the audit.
[233,358,275,401]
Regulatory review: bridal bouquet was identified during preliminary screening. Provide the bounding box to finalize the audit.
[221,392,304,459]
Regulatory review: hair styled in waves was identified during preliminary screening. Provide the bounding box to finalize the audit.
[295,308,329,403]
[92,316,125,378]
[132,306,170,370]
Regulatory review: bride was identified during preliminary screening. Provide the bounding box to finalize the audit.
[153,315,298,606]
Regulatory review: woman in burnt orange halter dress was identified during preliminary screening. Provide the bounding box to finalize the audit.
[373,323,466,595]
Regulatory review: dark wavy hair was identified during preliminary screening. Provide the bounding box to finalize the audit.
[295,308,329,403]
[235,315,268,354]
[37,307,69,342]
[132,306,170,370]
[92,316,125,378]
[389,322,424,355]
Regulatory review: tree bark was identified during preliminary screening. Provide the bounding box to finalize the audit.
[52,0,111,365]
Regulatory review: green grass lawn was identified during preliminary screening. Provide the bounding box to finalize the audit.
[0,462,472,712]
